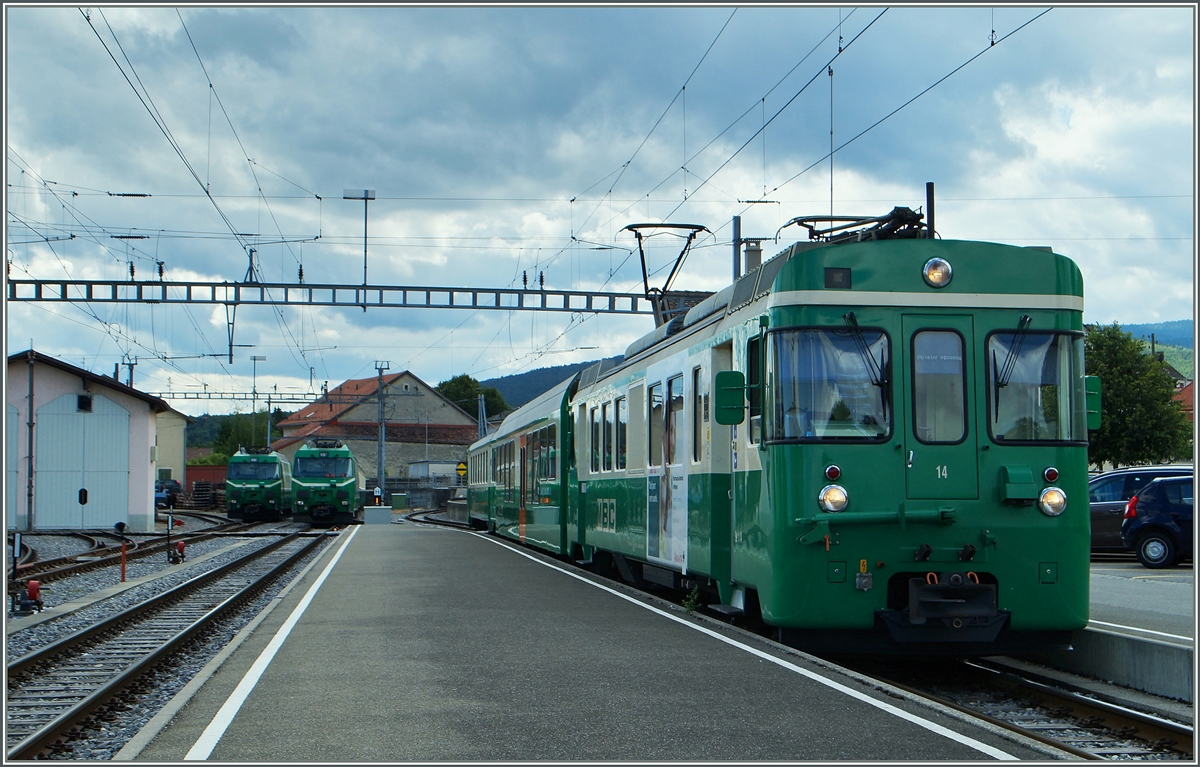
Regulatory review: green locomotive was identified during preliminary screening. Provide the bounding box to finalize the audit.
[469,206,1101,654]
[292,439,366,527]
[225,447,293,521]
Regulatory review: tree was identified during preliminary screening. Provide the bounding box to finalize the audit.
[436,374,508,420]
[1084,323,1191,469]
[212,409,273,457]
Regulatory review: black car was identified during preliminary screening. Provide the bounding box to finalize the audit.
[1120,475,1194,568]
[1088,466,1193,551]
[155,479,183,508]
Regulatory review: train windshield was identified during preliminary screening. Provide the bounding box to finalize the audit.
[227,461,281,481]
[769,328,891,442]
[988,331,1086,443]
[294,457,353,477]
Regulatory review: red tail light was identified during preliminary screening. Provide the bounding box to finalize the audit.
[1123,495,1139,519]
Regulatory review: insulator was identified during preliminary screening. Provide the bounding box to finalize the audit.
[539,271,544,289]
[298,264,304,283]
[129,262,135,279]
[522,270,527,289]
[157,261,164,279]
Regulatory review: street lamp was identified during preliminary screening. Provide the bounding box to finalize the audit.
[344,188,375,312]
[251,355,266,445]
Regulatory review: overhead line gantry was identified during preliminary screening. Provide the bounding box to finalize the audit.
[7,277,713,362]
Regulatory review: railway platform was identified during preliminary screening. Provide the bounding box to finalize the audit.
[1020,559,1194,708]
[123,521,1065,761]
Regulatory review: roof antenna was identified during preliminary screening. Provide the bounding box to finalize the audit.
[925,182,936,239]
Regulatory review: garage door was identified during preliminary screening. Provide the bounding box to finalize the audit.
[35,394,129,529]
[7,403,18,529]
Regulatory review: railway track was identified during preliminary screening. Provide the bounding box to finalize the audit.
[5,530,329,760]
[835,656,1193,760]
[6,518,281,592]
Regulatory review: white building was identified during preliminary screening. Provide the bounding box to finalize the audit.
[6,350,176,532]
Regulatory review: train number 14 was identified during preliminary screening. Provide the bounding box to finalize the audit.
[936,465,949,479]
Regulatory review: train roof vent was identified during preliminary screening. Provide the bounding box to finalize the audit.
[682,283,735,327]
[752,252,789,301]
[728,267,760,312]
[623,314,687,360]
[312,438,343,449]
[579,361,603,388]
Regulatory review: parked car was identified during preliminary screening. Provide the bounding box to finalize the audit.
[1088,466,1193,551]
[1121,475,1194,568]
[155,479,182,508]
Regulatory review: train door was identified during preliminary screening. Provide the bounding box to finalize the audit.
[710,343,734,602]
[902,315,979,500]
[518,439,527,541]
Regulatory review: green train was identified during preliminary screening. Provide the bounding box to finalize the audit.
[225,447,293,521]
[469,206,1102,654]
[292,439,367,527]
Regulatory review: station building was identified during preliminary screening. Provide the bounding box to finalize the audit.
[6,350,183,533]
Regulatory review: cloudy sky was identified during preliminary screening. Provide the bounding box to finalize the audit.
[5,5,1195,416]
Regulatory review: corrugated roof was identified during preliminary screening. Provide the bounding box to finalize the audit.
[7,349,173,414]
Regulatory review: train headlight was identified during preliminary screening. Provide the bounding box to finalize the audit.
[923,257,952,288]
[819,484,848,512]
[1038,487,1067,516]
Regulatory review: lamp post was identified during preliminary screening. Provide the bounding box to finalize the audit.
[344,189,375,312]
[251,355,266,445]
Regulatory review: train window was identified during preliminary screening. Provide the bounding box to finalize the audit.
[648,383,664,467]
[616,397,628,470]
[547,423,557,479]
[590,407,601,473]
[913,330,966,444]
[603,403,614,472]
[668,375,684,466]
[747,336,762,444]
[531,430,541,483]
[988,331,1086,443]
[692,367,703,463]
[769,328,891,442]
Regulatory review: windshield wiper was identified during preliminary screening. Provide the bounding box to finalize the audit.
[993,314,1032,422]
[842,312,886,387]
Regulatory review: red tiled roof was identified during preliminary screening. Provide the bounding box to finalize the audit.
[1174,381,1194,421]
[276,372,405,428]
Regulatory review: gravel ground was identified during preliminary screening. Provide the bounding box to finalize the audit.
[6,534,303,660]
[7,533,334,760]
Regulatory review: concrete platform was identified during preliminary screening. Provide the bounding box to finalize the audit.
[126,523,1064,761]
[1016,560,1194,706]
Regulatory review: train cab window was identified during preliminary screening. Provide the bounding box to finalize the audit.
[667,375,684,466]
[603,402,614,471]
[590,407,601,473]
[747,336,762,444]
[912,330,966,444]
[648,383,664,467]
[769,328,891,442]
[692,367,703,462]
[616,397,628,470]
[988,331,1086,443]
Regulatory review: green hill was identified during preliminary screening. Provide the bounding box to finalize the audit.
[1122,319,1192,349]
[1155,344,1193,379]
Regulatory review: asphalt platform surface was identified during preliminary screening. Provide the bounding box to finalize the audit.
[132,521,1062,761]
